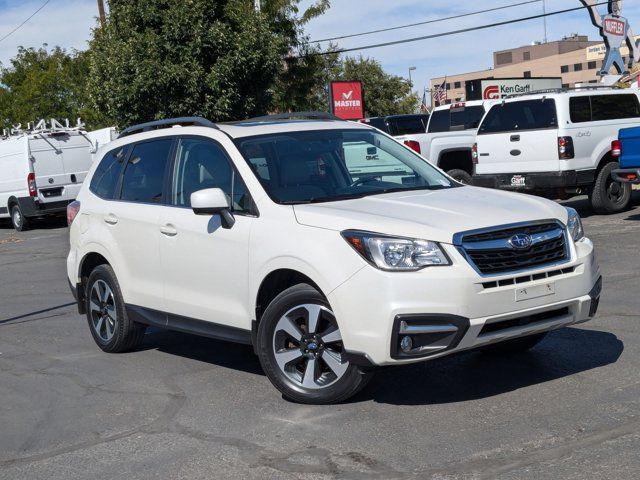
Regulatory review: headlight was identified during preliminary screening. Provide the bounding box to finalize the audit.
[342,230,451,271]
[565,207,584,242]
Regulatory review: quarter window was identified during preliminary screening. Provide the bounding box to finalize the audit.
[90,147,126,199]
[120,139,173,204]
[170,138,252,213]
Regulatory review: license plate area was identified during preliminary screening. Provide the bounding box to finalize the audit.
[516,282,555,302]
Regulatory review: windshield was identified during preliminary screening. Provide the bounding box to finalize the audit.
[235,128,456,204]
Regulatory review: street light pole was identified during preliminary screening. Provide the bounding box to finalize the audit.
[408,66,416,87]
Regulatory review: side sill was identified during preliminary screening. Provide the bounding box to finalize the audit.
[125,304,252,345]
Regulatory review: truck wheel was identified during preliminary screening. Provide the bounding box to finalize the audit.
[481,332,547,355]
[257,284,373,404]
[447,169,473,185]
[10,205,29,231]
[589,162,631,214]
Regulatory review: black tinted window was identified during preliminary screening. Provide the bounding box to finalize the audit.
[171,138,252,213]
[120,139,173,204]
[450,106,485,130]
[387,115,429,135]
[427,110,450,133]
[362,117,388,133]
[591,94,640,121]
[479,100,557,134]
[569,96,592,123]
[90,147,126,199]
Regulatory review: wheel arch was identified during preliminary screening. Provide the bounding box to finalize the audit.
[437,148,474,174]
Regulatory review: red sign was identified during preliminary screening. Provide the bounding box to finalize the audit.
[483,85,500,100]
[604,18,625,37]
[330,81,364,120]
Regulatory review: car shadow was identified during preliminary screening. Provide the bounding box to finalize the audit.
[354,327,623,406]
[141,326,622,405]
[143,328,264,376]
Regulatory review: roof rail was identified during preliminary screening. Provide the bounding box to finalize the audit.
[118,116,218,138]
[504,85,624,99]
[242,111,343,122]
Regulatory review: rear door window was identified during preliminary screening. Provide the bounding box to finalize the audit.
[450,106,485,130]
[386,115,429,135]
[478,99,557,134]
[427,110,450,133]
[119,139,173,204]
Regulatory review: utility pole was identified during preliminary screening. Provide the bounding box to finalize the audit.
[542,0,548,43]
[97,0,106,27]
[408,66,416,87]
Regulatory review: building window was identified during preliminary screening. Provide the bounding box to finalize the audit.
[589,80,598,83]
[496,52,513,65]
[445,83,451,90]
[574,63,583,72]
[454,81,461,89]
[523,71,531,78]
[523,51,531,61]
[561,65,569,73]
[562,83,570,89]
[588,61,597,70]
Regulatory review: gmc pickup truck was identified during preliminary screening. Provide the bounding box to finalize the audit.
[612,126,640,184]
[396,101,491,184]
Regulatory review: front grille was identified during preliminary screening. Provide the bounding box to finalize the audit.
[479,307,570,336]
[458,221,569,275]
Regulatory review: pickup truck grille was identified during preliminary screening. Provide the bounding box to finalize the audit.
[456,221,569,276]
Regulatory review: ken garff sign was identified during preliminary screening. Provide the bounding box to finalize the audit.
[580,0,639,75]
[330,81,364,120]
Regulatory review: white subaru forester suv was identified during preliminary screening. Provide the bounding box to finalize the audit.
[67,114,602,404]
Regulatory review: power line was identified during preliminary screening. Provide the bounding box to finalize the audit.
[310,0,542,43]
[0,0,52,45]
[298,1,610,58]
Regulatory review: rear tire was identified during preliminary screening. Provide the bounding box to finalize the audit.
[257,283,373,404]
[10,205,28,231]
[589,161,631,214]
[448,169,473,185]
[481,332,547,355]
[85,265,146,353]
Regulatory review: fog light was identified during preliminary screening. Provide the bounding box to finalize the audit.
[400,336,413,352]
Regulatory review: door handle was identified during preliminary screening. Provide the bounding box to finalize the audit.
[104,214,118,225]
[510,135,520,142]
[160,224,178,237]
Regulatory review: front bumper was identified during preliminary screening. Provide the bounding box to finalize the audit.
[473,170,595,192]
[330,238,601,366]
[612,168,640,184]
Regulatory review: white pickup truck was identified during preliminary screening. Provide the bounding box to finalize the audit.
[396,101,490,184]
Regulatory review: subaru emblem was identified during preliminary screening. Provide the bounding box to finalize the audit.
[509,233,533,250]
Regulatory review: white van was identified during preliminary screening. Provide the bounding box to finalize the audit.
[0,120,108,230]
[473,88,639,214]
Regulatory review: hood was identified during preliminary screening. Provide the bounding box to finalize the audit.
[293,186,568,244]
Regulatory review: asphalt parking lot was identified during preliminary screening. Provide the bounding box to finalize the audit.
[1,194,639,480]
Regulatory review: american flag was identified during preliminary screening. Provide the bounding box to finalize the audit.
[432,78,447,106]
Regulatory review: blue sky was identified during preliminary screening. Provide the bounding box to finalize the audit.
[1,1,640,96]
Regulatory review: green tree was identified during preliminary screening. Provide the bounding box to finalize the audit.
[0,46,98,130]
[340,56,419,117]
[88,0,330,127]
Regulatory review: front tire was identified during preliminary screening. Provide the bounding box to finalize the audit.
[447,169,473,185]
[589,161,631,214]
[10,205,28,231]
[85,265,146,353]
[257,284,372,404]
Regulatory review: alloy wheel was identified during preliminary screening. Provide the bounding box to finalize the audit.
[89,279,117,342]
[272,304,348,389]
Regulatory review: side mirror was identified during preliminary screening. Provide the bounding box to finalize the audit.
[190,188,235,229]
